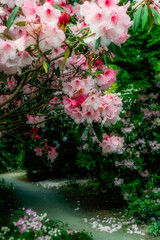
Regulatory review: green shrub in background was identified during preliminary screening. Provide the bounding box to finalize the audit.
[148,222,160,237]
[0,179,19,227]
[0,139,25,173]
[24,115,88,180]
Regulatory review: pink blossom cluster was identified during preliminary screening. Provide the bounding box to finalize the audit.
[115,159,136,170]
[101,133,124,155]
[121,124,134,134]
[26,114,45,128]
[63,75,122,125]
[7,77,17,91]
[34,144,58,163]
[23,84,37,97]
[0,94,10,108]
[0,1,66,74]
[14,208,43,234]
[153,117,160,126]
[149,140,160,151]
[80,0,132,49]
[138,169,149,178]
[149,93,159,99]
[114,177,124,186]
[49,96,61,109]
[125,138,147,151]
[141,108,160,119]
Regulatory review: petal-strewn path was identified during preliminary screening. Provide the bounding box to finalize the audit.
[0,172,156,240]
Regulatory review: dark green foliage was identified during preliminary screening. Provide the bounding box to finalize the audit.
[112,25,160,94]
[68,232,93,240]
[148,222,160,237]
[0,138,25,173]
[0,180,19,227]
[24,116,88,180]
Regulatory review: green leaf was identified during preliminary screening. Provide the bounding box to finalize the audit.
[0,33,13,40]
[108,42,115,53]
[108,42,127,58]
[67,36,77,43]
[75,26,89,35]
[132,5,142,33]
[7,6,19,30]
[62,47,70,73]
[103,53,108,64]
[15,21,26,27]
[55,67,61,78]
[70,16,77,25]
[77,123,86,141]
[141,5,149,30]
[153,132,158,137]
[76,36,87,46]
[0,144,6,148]
[151,7,160,24]
[95,37,101,50]
[114,44,127,58]
[93,122,102,143]
[148,7,154,32]
[43,60,48,73]
[53,4,64,11]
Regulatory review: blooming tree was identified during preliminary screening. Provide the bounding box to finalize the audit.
[0,0,159,162]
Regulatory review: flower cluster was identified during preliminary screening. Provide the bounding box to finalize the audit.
[0,1,66,74]
[0,0,133,164]
[101,133,124,155]
[0,208,92,240]
[141,108,160,120]
[34,142,58,163]
[63,74,122,125]
[26,114,45,128]
[80,0,132,49]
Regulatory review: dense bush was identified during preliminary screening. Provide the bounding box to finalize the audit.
[0,179,19,227]
[24,115,88,180]
[74,25,160,221]
[0,209,93,240]
[148,222,160,237]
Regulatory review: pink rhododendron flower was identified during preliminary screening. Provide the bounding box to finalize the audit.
[96,68,117,90]
[38,23,65,51]
[0,94,10,109]
[34,147,43,157]
[138,170,149,178]
[26,114,45,128]
[46,0,54,5]
[58,12,70,31]
[114,177,124,186]
[7,77,17,91]
[47,147,58,162]
[0,0,16,8]
[22,0,37,20]
[80,0,132,49]
[36,2,61,23]
[101,134,124,155]
[63,73,122,125]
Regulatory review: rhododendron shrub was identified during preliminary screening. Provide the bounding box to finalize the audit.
[0,0,159,166]
[76,88,160,220]
[0,0,134,163]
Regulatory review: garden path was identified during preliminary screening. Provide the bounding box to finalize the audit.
[0,172,156,240]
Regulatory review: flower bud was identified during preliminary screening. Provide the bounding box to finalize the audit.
[58,12,70,32]
[46,0,54,5]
